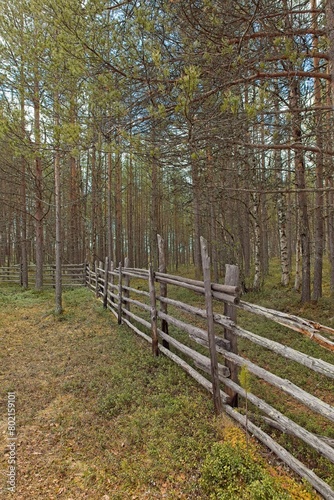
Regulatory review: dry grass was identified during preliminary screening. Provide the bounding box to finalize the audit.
[0,285,321,499]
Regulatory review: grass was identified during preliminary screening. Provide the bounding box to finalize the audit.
[119,261,334,493]
[0,283,321,499]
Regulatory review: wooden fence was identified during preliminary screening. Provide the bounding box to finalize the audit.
[86,236,334,500]
[0,263,86,287]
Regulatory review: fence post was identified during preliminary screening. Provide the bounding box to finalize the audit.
[200,236,223,415]
[110,261,115,303]
[124,257,130,312]
[117,262,123,325]
[95,260,99,298]
[157,234,169,349]
[103,257,109,309]
[88,262,92,288]
[224,264,240,407]
[149,264,159,356]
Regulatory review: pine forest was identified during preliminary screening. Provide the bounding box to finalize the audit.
[1,0,334,304]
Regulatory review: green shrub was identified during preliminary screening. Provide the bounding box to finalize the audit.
[200,441,291,499]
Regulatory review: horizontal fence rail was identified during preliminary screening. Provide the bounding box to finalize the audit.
[86,235,334,500]
[0,263,86,287]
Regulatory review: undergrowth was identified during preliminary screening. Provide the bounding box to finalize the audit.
[0,283,322,498]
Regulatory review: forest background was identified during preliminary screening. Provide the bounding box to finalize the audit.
[1,0,334,305]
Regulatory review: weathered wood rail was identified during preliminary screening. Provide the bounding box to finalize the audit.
[0,263,86,287]
[86,236,334,499]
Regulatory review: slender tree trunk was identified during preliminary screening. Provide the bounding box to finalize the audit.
[127,152,134,267]
[252,193,262,290]
[277,190,290,286]
[115,146,123,265]
[290,78,311,302]
[189,123,201,278]
[54,93,62,314]
[20,78,28,288]
[312,0,324,300]
[33,74,43,290]
[150,125,159,269]
[107,146,114,262]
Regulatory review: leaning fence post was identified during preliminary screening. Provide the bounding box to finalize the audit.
[157,234,169,349]
[117,262,123,325]
[200,236,223,415]
[224,264,240,407]
[149,264,159,357]
[103,257,109,308]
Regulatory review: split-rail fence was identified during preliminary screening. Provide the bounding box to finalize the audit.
[0,263,85,287]
[1,238,334,498]
[86,236,334,500]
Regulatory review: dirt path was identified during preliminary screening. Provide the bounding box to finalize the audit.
[0,287,221,499]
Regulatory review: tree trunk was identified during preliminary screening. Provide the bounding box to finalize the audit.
[33,74,43,290]
[252,194,262,290]
[290,78,311,302]
[54,93,62,315]
[312,0,324,300]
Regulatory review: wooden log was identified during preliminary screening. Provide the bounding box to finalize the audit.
[121,269,149,279]
[122,316,152,343]
[158,329,230,379]
[157,310,230,350]
[216,346,334,423]
[149,264,159,356]
[122,285,150,298]
[107,290,119,301]
[155,271,240,296]
[224,264,240,407]
[201,236,222,415]
[238,300,334,352]
[155,275,239,304]
[123,309,151,329]
[215,318,334,380]
[259,415,334,448]
[158,234,169,349]
[223,405,334,500]
[103,257,109,308]
[117,263,122,325]
[155,275,204,293]
[157,294,207,319]
[212,290,240,305]
[221,378,334,464]
[123,296,151,312]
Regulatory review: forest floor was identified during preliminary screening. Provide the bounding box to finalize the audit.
[0,284,323,499]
